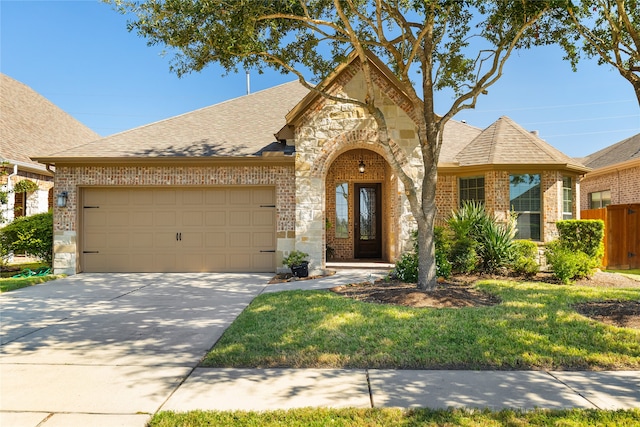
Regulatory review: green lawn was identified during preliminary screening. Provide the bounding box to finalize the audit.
[150,408,640,427]
[0,275,62,293]
[202,280,640,370]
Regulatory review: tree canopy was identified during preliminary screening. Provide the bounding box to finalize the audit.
[562,0,640,105]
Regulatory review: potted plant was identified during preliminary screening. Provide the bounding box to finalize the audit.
[282,250,309,278]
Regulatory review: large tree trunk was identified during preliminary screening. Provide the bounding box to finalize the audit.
[416,138,439,291]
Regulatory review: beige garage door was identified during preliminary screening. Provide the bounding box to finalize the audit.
[82,187,276,273]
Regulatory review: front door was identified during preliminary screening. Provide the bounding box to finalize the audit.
[354,183,382,258]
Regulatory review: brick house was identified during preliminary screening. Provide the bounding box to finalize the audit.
[1,74,99,226]
[34,54,588,276]
[579,133,640,210]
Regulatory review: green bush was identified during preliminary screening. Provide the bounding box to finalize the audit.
[510,240,539,277]
[0,212,53,264]
[282,250,309,268]
[447,201,516,274]
[545,241,599,284]
[556,220,604,259]
[393,228,451,282]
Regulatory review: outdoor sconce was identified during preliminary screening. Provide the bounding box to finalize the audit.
[56,191,68,208]
[358,159,366,174]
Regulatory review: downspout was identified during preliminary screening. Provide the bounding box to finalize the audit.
[6,164,18,191]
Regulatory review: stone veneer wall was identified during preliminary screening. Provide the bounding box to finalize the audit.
[580,165,640,210]
[294,67,421,272]
[52,164,295,275]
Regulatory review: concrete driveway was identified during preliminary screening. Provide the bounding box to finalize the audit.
[0,273,270,427]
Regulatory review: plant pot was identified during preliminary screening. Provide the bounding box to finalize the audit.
[291,261,309,278]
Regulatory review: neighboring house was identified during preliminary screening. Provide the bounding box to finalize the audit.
[1,74,99,225]
[33,54,588,276]
[579,133,640,210]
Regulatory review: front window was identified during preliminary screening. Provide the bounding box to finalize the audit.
[459,176,485,205]
[562,176,573,220]
[510,173,541,240]
[335,182,349,238]
[589,190,611,209]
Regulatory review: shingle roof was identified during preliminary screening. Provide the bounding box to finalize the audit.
[582,133,640,169]
[454,116,588,171]
[0,73,99,170]
[438,120,483,164]
[43,81,310,159]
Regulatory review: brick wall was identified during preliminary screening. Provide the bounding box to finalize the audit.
[52,163,296,274]
[580,165,640,209]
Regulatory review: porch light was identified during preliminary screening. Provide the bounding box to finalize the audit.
[56,191,68,208]
[358,159,366,174]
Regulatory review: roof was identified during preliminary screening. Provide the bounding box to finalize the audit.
[438,120,483,164]
[454,116,589,172]
[582,133,640,170]
[39,81,310,162]
[0,73,99,171]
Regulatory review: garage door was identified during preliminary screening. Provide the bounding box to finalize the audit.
[82,187,276,273]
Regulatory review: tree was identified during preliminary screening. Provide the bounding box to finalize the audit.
[109,0,571,290]
[562,0,640,105]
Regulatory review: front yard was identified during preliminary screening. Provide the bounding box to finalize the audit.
[203,278,640,370]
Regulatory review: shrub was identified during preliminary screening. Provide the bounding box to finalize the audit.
[393,228,452,282]
[556,220,604,259]
[510,240,539,277]
[0,212,53,264]
[477,220,514,273]
[449,237,477,274]
[282,250,309,268]
[545,240,598,284]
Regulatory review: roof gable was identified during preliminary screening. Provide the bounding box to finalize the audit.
[455,116,588,171]
[582,133,640,169]
[41,81,310,161]
[0,73,99,170]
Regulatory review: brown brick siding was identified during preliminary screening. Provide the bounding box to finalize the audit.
[580,165,640,209]
[53,164,296,234]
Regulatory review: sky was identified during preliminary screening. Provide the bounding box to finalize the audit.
[1,0,639,159]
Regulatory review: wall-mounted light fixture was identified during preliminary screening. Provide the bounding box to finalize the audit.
[56,191,68,208]
[358,159,366,174]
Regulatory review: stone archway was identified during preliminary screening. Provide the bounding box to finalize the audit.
[324,148,399,262]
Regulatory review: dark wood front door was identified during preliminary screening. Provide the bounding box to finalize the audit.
[355,183,382,258]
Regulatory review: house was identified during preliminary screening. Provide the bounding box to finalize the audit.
[1,74,99,225]
[33,54,588,276]
[579,133,640,210]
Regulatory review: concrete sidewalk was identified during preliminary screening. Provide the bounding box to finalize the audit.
[162,368,640,412]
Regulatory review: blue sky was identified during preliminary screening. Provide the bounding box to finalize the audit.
[1,0,638,158]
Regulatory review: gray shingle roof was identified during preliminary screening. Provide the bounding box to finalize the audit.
[454,116,588,171]
[44,81,310,159]
[439,120,483,164]
[0,73,99,170]
[582,133,640,169]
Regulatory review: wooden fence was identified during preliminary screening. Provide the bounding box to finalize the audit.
[581,204,640,269]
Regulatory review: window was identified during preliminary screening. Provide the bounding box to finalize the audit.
[14,192,26,218]
[510,173,541,240]
[459,176,485,205]
[589,190,611,209]
[335,183,349,238]
[562,176,573,220]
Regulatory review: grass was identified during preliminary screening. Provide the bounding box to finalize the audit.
[0,274,62,293]
[202,280,640,370]
[150,408,640,427]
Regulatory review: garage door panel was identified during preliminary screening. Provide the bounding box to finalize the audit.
[132,211,154,226]
[83,187,275,273]
[253,210,275,226]
[132,232,154,248]
[155,211,177,226]
[205,211,226,226]
[229,211,251,226]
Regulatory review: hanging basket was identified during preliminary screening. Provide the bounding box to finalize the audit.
[14,180,39,193]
